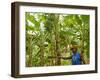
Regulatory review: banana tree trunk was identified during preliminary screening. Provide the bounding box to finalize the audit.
[28,35,33,67]
[54,15,61,65]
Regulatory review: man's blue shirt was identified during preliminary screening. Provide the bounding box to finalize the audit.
[72,52,82,65]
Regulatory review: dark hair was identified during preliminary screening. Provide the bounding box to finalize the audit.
[71,47,77,51]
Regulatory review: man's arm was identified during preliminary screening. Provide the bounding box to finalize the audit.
[59,56,72,60]
[48,56,72,60]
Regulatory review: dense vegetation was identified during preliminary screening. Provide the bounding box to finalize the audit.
[25,12,90,67]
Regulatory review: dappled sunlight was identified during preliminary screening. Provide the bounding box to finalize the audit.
[25,12,90,67]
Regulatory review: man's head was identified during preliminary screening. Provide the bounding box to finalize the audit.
[71,46,77,53]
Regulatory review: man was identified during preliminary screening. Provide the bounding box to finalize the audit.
[61,46,85,65]
[70,47,82,65]
[48,46,85,65]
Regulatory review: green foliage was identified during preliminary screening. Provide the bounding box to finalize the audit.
[25,12,90,67]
